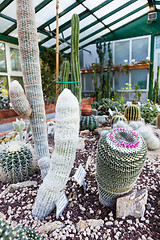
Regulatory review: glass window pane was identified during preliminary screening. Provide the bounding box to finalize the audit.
[0,42,7,72]
[10,48,21,71]
[0,76,9,109]
[131,69,147,89]
[83,73,94,92]
[115,41,129,65]
[115,71,129,90]
[2,1,16,19]
[83,44,98,68]
[11,76,24,89]
[132,38,148,63]
[79,23,104,40]
[156,36,160,49]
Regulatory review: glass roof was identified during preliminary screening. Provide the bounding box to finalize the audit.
[0,0,158,54]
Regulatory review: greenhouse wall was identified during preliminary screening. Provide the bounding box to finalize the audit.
[81,12,160,101]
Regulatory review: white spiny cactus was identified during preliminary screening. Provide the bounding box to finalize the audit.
[32,89,80,219]
[10,0,50,178]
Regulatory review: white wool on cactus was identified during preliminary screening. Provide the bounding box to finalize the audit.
[32,89,80,218]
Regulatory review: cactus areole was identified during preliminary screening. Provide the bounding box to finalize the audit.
[96,128,147,206]
[15,0,50,177]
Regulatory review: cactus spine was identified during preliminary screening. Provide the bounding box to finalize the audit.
[61,60,70,91]
[32,89,80,219]
[71,14,81,103]
[11,0,50,178]
[157,113,160,129]
[96,128,147,206]
[124,105,141,121]
[80,115,98,131]
[0,141,37,183]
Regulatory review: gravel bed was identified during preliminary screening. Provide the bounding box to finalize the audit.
[0,127,159,240]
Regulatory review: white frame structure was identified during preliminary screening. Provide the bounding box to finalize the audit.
[0,41,23,88]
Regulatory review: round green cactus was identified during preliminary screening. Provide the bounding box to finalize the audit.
[0,141,37,183]
[96,127,147,206]
[111,114,127,126]
[124,104,141,121]
[80,115,98,131]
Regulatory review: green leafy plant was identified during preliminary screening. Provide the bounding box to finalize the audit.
[140,101,159,124]
[118,83,132,106]
[91,98,124,116]
[133,83,142,104]
[152,66,159,104]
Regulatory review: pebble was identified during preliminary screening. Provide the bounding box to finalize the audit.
[105,221,113,226]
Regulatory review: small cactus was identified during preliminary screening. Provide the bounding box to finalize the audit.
[124,104,141,121]
[0,141,37,183]
[111,115,127,126]
[157,113,160,129]
[80,115,98,131]
[13,118,25,140]
[61,60,70,91]
[96,128,147,206]
[0,218,45,239]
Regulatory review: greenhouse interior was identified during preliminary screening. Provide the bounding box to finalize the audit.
[0,0,160,239]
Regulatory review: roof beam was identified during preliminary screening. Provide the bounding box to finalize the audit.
[0,0,14,12]
[61,4,148,52]
[39,0,113,46]
[3,0,52,35]
[0,13,16,23]
[51,0,138,49]
[38,0,86,30]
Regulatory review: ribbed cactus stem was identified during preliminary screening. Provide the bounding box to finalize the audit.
[157,113,160,129]
[71,14,81,104]
[16,0,50,177]
[9,80,32,117]
[62,60,70,90]
[32,89,80,219]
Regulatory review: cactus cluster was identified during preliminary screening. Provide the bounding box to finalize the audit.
[124,105,141,121]
[71,14,81,103]
[80,115,98,131]
[129,121,160,150]
[0,141,37,183]
[0,219,45,240]
[96,128,147,206]
[111,115,127,126]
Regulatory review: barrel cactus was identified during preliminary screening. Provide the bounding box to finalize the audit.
[0,141,37,183]
[111,115,127,126]
[124,105,141,121]
[80,115,98,131]
[81,105,92,116]
[96,127,147,206]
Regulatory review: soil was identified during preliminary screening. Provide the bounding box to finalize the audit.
[0,121,159,240]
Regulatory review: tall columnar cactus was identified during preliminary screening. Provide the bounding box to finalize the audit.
[61,60,70,91]
[71,14,81,103]
[96,128,147,206]
[96,37,106,100]
[157,113,160,129]
[32,89,80,219]
[80,115,98,131]
[124,105,141,121]
[10,0,50,178]
[0,141,37,183]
